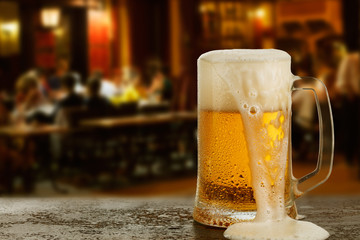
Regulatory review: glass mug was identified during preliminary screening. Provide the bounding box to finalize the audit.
[193,49,334,227]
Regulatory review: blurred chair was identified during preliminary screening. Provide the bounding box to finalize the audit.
[175,117,197,173]
[54,106,120,186]
[133,102,173,178]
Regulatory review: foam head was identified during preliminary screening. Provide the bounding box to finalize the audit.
[198,49,293,112]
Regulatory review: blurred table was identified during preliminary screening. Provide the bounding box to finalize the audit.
[0,195,358,239]
[0,125,67,137]
[80,111,197,128]
[0,125,68,193]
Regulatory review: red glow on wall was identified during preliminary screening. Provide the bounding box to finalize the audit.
[35,31,56,69]
[88,9,111,77]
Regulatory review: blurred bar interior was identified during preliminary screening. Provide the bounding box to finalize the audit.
[0,0,359,196]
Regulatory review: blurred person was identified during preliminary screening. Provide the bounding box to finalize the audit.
[335,50,360,169]
[297,42,315,76]
[30,68,51,99]
[336,51,360,99]
[172,67,197,111]
[133,71,147,100]
[110,68,143,105]
[54,73,85,126]
[72,72,85,95]
[315,37,345,100]
[111,68,125,95]
[147,67,173,103]
[52,74,85,167]
[90,70,118,99]
[11,73,46,125]
[86,77,113,110]
[0,90,14,114]
[315,37,346,162]
[56,73,84,109]
[46,74,79,178]
[117,78,140,103]
[291,38,343,162]
[48,58,70,100]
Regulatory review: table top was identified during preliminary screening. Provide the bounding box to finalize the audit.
[0,112,197,137]
[0,125,68,137]
[0,195,358,239]
[80,111,197,128]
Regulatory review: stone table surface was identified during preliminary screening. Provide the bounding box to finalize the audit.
[0,195,359,240]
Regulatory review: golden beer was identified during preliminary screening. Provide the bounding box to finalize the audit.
[194,109,292,227]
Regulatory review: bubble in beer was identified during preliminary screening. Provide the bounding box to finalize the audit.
[249,90,257,98]
[249,106,258,115]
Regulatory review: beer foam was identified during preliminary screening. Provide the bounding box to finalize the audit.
[224,217,330,240]
[199,49,291,63]
[198,49,293,112]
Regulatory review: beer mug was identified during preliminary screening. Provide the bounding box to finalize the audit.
[194,49,334,227]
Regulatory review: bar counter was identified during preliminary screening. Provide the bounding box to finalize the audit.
[0,196,359,239]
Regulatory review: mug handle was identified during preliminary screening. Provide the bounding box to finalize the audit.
[291,76,334,197]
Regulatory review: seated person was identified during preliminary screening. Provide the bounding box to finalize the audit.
[88,70,118,99]
[12,73,47,125]
[48,59,69,100]
[147,68,172,103]
[57,73,84,108]
[54,73,84,126]
[110,69,142,105]
[86,77,113,110]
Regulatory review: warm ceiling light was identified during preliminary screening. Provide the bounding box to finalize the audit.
[255,8,265,18]
[1,22,18,33]
[41,8,61,28]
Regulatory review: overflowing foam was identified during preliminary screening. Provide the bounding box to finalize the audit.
[197,49,329,240]
[198,49,292,112]
[224,217,330,240]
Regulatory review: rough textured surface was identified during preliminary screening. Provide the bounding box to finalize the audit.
[0,196,359,239]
